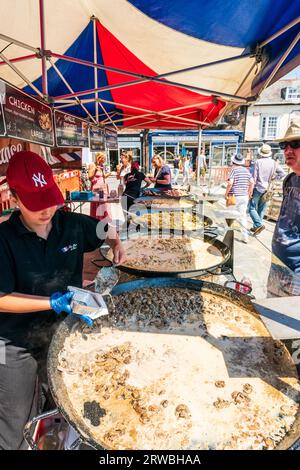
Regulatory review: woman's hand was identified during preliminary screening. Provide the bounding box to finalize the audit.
[112,239,126,265]
[148,176,156,183]
[105,226,126,265]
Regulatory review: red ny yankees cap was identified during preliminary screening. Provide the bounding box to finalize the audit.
[6,151,64,211]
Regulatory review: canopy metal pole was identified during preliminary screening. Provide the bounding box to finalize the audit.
[108,100,213,125]
[208,142,213,195]
[151,53,252,79]
[49,58,97,124]
[196,127,202,186]
[92,16,99,122]
[0,52,44,98]
[260,17,300,47]
[258,31,300,96]
[0,54,36,66]
[98,98,209,126]
[39,0,48,96]
[51,52,247,103]
[0,33,39,53]
[53,52,251,100]
[98,100,118,130]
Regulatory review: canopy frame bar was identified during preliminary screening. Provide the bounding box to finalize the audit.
[257,30,300,96]
[99,97,208,126]
[92,15,99,122]
[97,98,118,130]
[39,0,48,96]
[110,100,213,125]
[0,33,39,53]
[54,96,214,126]
[48,58,97,124]
[259,16,300,48]
[0,52,44,98]
[51,52,248,103]
[0,54,36,66]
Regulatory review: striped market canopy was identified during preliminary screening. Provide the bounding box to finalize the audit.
[0,0,299,129]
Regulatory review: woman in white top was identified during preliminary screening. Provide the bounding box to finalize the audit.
[116,151,133,184]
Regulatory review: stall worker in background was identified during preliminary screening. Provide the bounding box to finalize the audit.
[122,161,152,212]
[225,153,254,244]
[248,143,276,235]
[88,152,111,220]
[0,151,125,450]
[149,155,172,190]
[268,118,300,297]
[172,154,181,185]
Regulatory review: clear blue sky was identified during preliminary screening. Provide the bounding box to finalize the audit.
[283,65,300,79]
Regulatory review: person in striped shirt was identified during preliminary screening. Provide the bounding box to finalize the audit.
[225,153,254,243]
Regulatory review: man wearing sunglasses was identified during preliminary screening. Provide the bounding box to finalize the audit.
[268,118,300,297]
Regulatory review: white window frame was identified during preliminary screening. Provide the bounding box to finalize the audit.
[285,87,300,101]
[260,115,279,140]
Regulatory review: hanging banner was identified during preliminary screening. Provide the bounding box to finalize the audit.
[105,127,118,150]
[0,137,27,176]
[54,110,89,147]
[1,80,54,146]
[89,125,105,151]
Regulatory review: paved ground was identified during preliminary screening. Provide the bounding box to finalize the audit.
[81,175,276,300]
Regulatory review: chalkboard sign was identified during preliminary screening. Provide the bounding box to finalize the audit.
[89,125,105,151]
[54,110,89,147]
[1,80,54,146]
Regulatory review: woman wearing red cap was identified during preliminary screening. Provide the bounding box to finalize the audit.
[0,151,125,450]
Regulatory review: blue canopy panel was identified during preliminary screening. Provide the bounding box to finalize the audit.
[24,22,123,124]
[129,0,300,92]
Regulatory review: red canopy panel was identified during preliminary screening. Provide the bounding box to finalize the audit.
[97,21,225,129]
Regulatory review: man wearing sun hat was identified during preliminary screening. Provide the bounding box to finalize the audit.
[248,143,277,235]
[267,118,300,297]
[0,151,125,449]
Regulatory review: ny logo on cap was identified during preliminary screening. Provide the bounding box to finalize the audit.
[32,173,47,188]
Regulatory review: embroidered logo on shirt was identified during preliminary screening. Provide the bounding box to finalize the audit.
[61,243,78,253]
[32,173,47,187]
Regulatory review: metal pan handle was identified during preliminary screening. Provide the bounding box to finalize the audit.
[205,266,234,276]
[204,228,218,240]
[23,408,60,450]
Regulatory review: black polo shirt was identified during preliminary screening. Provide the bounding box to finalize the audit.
[0,210,106,346]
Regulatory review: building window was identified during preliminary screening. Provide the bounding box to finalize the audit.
[261,116,278,139]
[285,87,300,100]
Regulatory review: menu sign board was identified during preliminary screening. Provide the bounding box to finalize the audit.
[54,110,89,147]
[1,80,54,146]
[89,125,105,151]
[105,126,118,150]
[0,102,6,136]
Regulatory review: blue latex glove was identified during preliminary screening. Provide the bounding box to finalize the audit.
[77,314,94,327]
[50,291,74,314]
[50,291,94,327]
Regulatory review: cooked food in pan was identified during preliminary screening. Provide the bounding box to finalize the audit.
[106,236,223,272]
[142,189,189,198]
[134,198,194,209]
[131,211,208,231]
[58,287,300,450]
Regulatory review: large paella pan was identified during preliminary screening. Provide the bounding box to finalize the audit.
[47,279,300,450]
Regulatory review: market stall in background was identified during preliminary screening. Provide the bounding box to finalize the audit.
[0,77,120,219]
